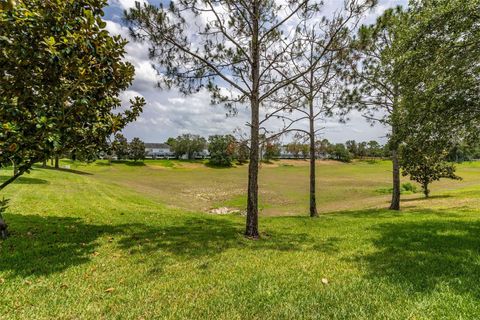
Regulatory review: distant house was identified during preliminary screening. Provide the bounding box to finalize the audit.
[144,143,175,159]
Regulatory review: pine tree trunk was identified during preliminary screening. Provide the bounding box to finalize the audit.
[54,156,59,169]
[309,97,318,217]
[389,149,401,210]
[245,1,260,239]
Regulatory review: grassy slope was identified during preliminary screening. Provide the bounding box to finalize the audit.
[0,161,479,319]
[58,159,480,216]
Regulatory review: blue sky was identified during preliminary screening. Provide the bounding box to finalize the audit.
[104,0,407,144]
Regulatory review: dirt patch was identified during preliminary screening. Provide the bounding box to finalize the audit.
[208,207,244,215]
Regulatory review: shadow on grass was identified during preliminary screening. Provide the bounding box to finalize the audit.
[111,160,146,167]
[0,176,48,185]
[204,161,234,169]
[0,213,338,278]
[401,194,453,202]
[355,212,480,297]
[36,166,93,175]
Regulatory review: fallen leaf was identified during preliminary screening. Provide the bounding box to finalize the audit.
[0,278,5,284]
[25,280,32,285]
[60,284,68,289]
[92,251,100,256]
[105,287,115,293]
[321,278,329,285]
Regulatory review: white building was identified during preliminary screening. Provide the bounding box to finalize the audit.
[144,143,175,159]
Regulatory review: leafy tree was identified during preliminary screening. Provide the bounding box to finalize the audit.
[447,143,480,163]
[129,137,146,162]
[329,143,352,163]
[346,140,358,156]
[286,141,303,159]
[300,144,310,160]
[112,133,129,160]
[170,134,206,160]
[395,0,480,146]
[341,7,405,210]
[357,142,368,159]
[367,140,382,158]
[264,138,281,162]
[208,135,236,167]
[401,144,461,198]
[0,0,144,192]
[235,141,250,165]
[166,137,176,147]
[124,0,329,237]
[316,139,331,158]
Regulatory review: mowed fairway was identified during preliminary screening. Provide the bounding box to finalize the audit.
[1,160,480,319]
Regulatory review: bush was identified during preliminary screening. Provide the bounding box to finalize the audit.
[401,182,417,194]
[208,135,236,167]
[376,182,418,195]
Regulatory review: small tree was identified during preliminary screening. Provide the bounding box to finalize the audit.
[113,133,129,160]
[169,134,206,160]
[208,135,236,167]
[330,143,352,163]
[316,139,331,158]
[286,141,302,159]
[346,140,358,157]
[402,146,461,198]
[340,7,405,210]
[264,139,281,162]
[367,140,382,158]
[235,141,250,165]
[129,138,146,162]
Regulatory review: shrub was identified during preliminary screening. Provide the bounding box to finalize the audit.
[401,182,417,194]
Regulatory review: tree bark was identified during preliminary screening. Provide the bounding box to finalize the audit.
[12,162,18,176]
[245,1,260,239]
[389,149,401,210]
[308,98,318,217]
[54,156,59,169]
[42,159,47,168]
[423,182,430,198]
[0,159,36,192]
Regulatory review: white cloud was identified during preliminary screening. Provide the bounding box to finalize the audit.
[110,0,148,10]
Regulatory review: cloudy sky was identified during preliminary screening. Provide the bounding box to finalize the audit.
[104,0,407,144]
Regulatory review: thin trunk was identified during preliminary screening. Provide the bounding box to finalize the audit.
[0,160,35,192]
[389,88,401,211]
[12,162,18,176]
[54,156,59,169]
[423,182,430,198]
[308,97,318,217]
[50,158,53,166]
[245,1,260,239]
[42,159,47,168]
[389,149,401,210]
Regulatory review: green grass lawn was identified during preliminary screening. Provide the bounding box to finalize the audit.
[0,160,479,319]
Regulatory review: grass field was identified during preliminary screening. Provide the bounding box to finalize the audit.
[1,160,479,319]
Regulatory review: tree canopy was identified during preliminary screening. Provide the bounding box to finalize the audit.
[0,0,145,190]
